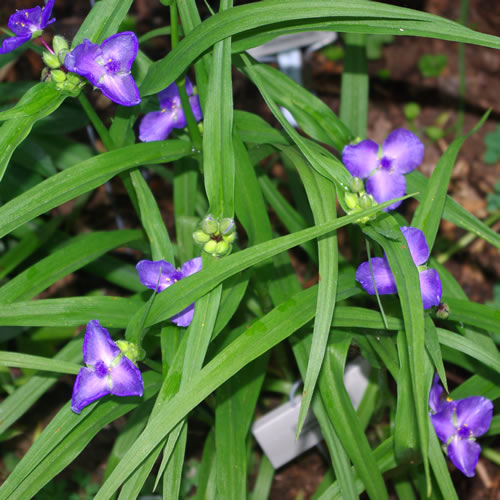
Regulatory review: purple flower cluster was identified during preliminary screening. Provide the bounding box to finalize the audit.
[429,374,493,477]
[356,226,442,309]
[0,0,55,54]
[136,257,202,327]
[342,129,424,211]
[139,77,202,142]
[71,320,144,414]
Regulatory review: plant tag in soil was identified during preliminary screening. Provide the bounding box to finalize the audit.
[252,356,370,468]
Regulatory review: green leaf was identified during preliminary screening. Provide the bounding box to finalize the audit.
[72,0,133,46]
[412,111,489,250]
[0,141,191,238]
[340,33,368,138]
[0,230,141,304]
[444,297,500,335]
[141,0,500,97]
[0,351,81,375]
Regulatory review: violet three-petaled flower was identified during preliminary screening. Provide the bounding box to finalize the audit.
[136,257,202,327]
[64,32,141,107]
[71,320,144,414]
[429,374,493,477]
[342,129,424,211]
[356,226,442,309]
[0,0,55,54]
[138,77,203,142]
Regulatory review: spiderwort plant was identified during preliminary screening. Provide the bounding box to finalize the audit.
[356,226,442,309]
[342,129,424,210]
[136,258,202,327]
[0,0,55,54]
[71,320,144,414]
[429,375,493,477]
[64,32,141,107]
[139,77,203,142]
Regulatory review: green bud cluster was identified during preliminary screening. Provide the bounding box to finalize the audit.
[344,177,378,224]
[115,340,145,363]
[193,215,236,257]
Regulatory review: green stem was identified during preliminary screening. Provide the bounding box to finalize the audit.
[437,211,500,264]
[78,93,114,150]
[178,79,203,151]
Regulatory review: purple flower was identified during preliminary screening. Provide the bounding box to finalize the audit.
[342,129,424,211]
[356,226,442,309]
[429,375,493,477]
[64,32,140,107]
[0,0,55,54]
[139,77,202,142]
[71,320,144,414]
[136,257,202,327]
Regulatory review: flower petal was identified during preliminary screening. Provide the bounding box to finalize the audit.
[455,397,494,437]
[382,128,424,174]
[365,169,406,211]
[99,72,141,107]
[64,39,104,86]
[400,226,429,265]
[100,32,138,73]
[8,8,42,35]
[419,268,442,309]
[41,0,56,28]
[431,404,457,444]
[189,95,203,122]
[110,356,144,397]
[184,76,194,96]
[136,259,177,292]
[139,110,178,142]
[170,304,195,328]
[83,319,120,366]
[71,366,111,414]
[356,257,397,295]
[342,139,379,179]
[158,82,180,106]
[180,257,202,278]
[0,34,32,54]
[447,437,481,477]
[429,373,445,414]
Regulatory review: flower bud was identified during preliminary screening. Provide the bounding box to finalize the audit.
[215,240,230,256]
[193,230,210,244]
[359,194,373,210]
[115,340,145,363]
[203,239,217,255]
[219,218,235,235]
[223,232,236,244]
[51,70,67,83]
[344,192,359,210]
[436,302,449,319]
[42,51,61,69]
[201,215,218,235]
[52,35,69,56]
[349,177,364,194]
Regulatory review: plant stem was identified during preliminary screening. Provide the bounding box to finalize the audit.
[170,2,179,49]
[78,94,114,150]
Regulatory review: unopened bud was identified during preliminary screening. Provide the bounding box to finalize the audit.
[215,240,230,256]
[349,177,364,193]
[51,70,67,83]
[436,302,449,319]
[201,215,218,235]
[223,232,236,244]
[359,194,373,210]
[345,192,359,210]
[115,340,144,363]
[219,218,235,235]
[52,35,69,56]
[42,51,61,69]
[193,230,210,245]
[203,240,217,255]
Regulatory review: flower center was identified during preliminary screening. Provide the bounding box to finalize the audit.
[105,58,120,74]
[457,425,473,440]
[94,360,109,378]
[379,156,393,171]
[166,270,184,283]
